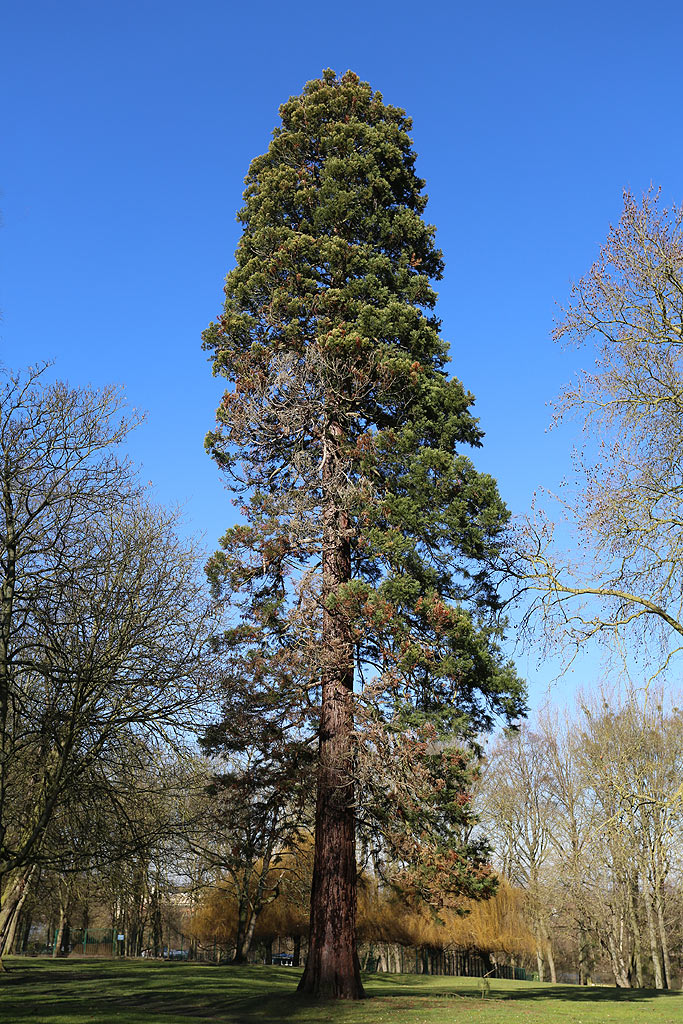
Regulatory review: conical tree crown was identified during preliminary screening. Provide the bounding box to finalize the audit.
[204,69,482,456]
[208,69,444,361]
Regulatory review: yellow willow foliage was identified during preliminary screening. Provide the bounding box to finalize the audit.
[357,878,535,954]
[254,835,314,939]
[189,883,308,946]
[255,895,309,940]
[442,880,536,954]
[189,835,314,945]
[189,887,239,946]
[190,848,534,956]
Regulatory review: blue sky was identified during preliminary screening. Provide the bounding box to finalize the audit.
[3,0,683,709]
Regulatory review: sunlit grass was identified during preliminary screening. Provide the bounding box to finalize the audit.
[1,958,681,1023]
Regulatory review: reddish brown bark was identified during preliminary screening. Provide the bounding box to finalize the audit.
[297,436,364,1000]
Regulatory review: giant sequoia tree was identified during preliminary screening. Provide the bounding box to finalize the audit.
[203,70,524,998]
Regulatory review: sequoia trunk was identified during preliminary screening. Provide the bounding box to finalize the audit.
[298,434,364,999]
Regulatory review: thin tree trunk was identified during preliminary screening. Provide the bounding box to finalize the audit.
[626,881,644,988]
[60,919,71,958]
[1,901,21,957]
[232,884,250,964]
[536,945,544,982]
[151,889,162,957]
[546,941,557,984]
[604,928,631,988]
[578,922,591,985]
[0,866,35,959]
[652,853,671,989]
[642,879,664,989]
[0,496,16,977]
[4,903,24,956]
[52,908,66,959]
[654,895,670,989]
[539,918,556,983]
[0,494,17,950]
[18,911,32,953]
[240,903,259,962]
[297,435,363,1000]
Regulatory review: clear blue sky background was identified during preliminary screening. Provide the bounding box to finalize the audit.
[3,0,682,709]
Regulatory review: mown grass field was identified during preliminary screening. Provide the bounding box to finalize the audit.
[1,959,681,1024]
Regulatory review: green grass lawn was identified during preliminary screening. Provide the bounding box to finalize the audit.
[1,958,681,1024]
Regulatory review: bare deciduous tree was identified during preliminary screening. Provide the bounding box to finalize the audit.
[480,726,558,981]
[0,366,211,964]
[511,189,683,680]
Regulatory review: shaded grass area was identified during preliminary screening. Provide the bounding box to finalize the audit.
[1,958,681,1024]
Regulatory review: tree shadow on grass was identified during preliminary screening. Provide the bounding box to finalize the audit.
[0,961,332,1024]
[2,962,681,1024]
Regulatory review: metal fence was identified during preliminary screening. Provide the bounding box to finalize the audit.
[15,925,529,981]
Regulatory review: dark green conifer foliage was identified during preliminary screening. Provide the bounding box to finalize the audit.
[204,70,525,999]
